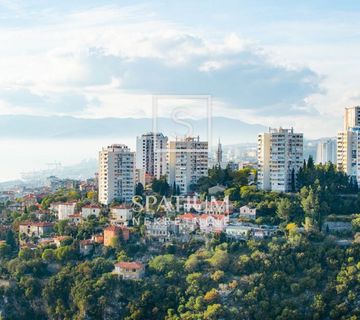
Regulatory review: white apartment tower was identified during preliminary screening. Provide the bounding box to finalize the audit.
[168,136,208,194]
[258,127,303,192]
[316,139,336,164]
[136,132,168,179]
[337,106,360,183]
[98,144,135,205]
[343,106,360,130]
[257,132,271,190]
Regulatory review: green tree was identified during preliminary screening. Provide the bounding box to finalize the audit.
[42,249,56,262]
[208,249,229,270]
[276,198,293,222]
[300,186,320,228]
[152,176,170,196]
[5,229,16,250]
[135,183,144,196]
[352,215,360,232]
[203,304,224,320]
[291,168,296,192]
[56,246,77,262]
[0,243,11,259]
[149,254,183,274]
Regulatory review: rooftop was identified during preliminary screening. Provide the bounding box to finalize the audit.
[82,204,101,209]
[199,214,227,220]
[19,221,53,227]
[178,213,198,220]
[114,261,144,270]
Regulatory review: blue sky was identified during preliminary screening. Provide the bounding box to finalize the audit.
[0,0,360,181]
[0,0,360,137]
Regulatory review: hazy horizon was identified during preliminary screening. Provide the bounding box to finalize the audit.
[0,1,359,181]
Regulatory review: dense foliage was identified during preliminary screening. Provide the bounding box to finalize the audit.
[0,232,359,319]
[0,159,360,319]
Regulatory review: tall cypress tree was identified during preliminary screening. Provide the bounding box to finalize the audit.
[172,182,177,196]
[307,155,315,170]
[291,168,296,192]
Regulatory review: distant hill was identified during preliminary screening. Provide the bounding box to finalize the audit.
[0,179,24,191]
[0,115,266,144]
[0,159,98,190]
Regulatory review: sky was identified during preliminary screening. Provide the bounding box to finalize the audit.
[0,0,360,180]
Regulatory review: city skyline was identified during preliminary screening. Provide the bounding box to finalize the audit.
[0,125,339,183]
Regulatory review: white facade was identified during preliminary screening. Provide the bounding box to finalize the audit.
[257,132,271,190]
[337,106,360,184]
[136,132,168,180]
[81,205,101,218]
[225,223,278,239]
[316,139,336,164]
[225,224,252,239]
[257,128,303,192]
[343,106,360,130]
[110,206,133,224]
[57,202,77,220]
[145,219,179,241]
[168,136,208,194]
[19,222,53,237]
[337,127,360,183]
[98,144,135,205]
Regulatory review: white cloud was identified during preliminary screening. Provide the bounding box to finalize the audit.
[0,3,325,137]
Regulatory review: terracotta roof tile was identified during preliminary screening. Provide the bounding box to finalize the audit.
[114,261,143,269]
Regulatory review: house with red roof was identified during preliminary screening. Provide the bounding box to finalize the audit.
[199,214,229,233]
[22,194,38,207]
[177,213,199,233]
[19,221,54,237]
[91,234,104,244]
[113,261,145,280]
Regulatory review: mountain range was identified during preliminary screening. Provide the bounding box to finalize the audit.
[0,115,266,144]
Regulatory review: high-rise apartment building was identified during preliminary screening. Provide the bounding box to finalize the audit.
[337,106,360,183]
[168,136,208,194]
[316,139,336,164]
[257,127,303,192]
[257,132,271,190]
[136,132,168,180]
[343,106,360,130]
[98,144,135,205]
